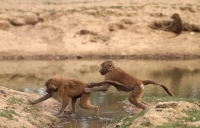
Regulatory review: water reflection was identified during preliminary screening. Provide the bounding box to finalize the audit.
[24,88,46,95]
[0,60,200,127]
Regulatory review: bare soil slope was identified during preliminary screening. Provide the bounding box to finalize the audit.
[0,0,200,59]
[0,86,59,128]
[107,101,200,128]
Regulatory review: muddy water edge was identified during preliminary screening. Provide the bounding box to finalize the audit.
[0,59,200,128]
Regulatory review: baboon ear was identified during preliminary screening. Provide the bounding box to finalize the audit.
[109,62,114,68]
[50,80,59,90]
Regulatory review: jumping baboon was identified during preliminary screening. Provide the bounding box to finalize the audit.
[29,75,124,118]
[164,13,183,38]
[85,61,174,110]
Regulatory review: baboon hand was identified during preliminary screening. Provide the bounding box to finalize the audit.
[28,100,36,105]
[84,88,91,93]
[87,82,93,85]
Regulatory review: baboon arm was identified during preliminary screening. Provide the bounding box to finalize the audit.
[87,80,134,91]
[85,84,110,93]
[87,80,124,88]
[29,93,54,104]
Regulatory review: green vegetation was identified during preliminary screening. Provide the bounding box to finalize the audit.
[26,115,36,125]
[184,109,200,122]
[186,4,192,7]
[109,113,127,124]
[143,96,200,103]
[108,96,200,128]
[109,6,123,9]
[143,109,200,128]
[24,105,39,113]
[0,108,18,120]
[171,4,176,9]
[108,110,148,128]
[43,1,90,5]
[7,97,24,105]
[121,110,147,128]
[43,1,59,5]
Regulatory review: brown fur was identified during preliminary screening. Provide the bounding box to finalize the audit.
[29,75,99,118]
[85,61,174,110]
[164,13,183,38]
[29,75,124,118]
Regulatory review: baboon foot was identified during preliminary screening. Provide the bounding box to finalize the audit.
[54,113,63,118]
[96,115,100,120]
[64,110,74,114]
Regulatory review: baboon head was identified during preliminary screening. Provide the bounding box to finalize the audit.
[171,13,179,19]
[45,78,60,93]
[99,61,115,75]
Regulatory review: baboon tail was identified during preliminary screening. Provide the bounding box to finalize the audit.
[142,80,174,96]
[168,33,181,38]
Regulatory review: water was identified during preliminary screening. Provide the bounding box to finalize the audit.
[0,59,200,127]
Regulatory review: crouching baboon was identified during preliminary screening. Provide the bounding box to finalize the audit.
[29,75,124,118]
[85,61,174,110]
[163,13,183,38]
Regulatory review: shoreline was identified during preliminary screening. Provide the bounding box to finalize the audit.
[1,54,200,60]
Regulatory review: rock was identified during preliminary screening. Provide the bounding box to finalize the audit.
[24,12,39,25]
[156,101,178,108]
[0,20,11,30]
[38,12,51,22]
[79,29,97,35]
[120,19,133,24]
[0,13,10,21]
[0,89,6,94]
[9,12,39,26]
[108,22,124,31]
[9,15,26,26]
[121,52,127,55]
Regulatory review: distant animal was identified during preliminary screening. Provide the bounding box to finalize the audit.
[163,13,183,38]
[85,61,174,110]
[29,75,124,118]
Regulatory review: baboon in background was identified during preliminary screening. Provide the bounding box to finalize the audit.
[29,75,124,118]
[164,13,183,38]
[85,61,174,110]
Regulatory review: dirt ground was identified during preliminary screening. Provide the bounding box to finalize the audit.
[0,86,59,128]
[1,86,200,128]
[106,101,200,128]
[0,0,200,127]
[0,0,200,59]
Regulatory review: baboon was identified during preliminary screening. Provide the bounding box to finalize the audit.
[29,75,124,118]
[85,61,174,110]
[164,13,183,38]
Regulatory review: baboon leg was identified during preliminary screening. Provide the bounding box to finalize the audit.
[66,97,78,114]
[129,85,146,110]
[85,84,110,93]
[55,97,69,117]
[79,93,99,119]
